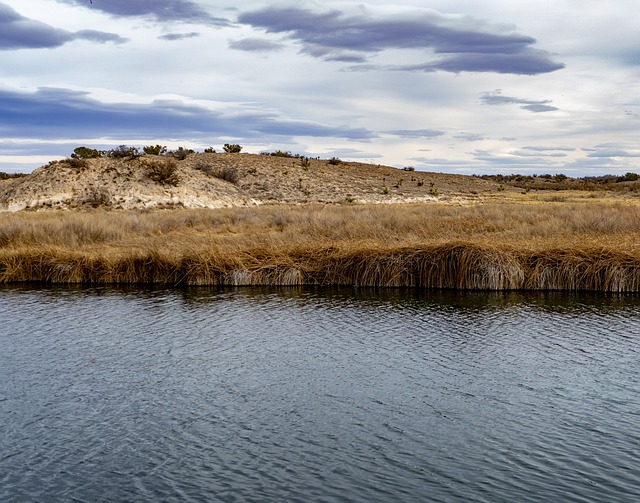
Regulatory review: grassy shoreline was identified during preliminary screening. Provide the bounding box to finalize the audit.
[2,202,640,291]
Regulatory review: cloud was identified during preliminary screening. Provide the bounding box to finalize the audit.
[0,87,375,142]
[159,32,200,41]
[0,2,126,49]
[522,146,575,152]
[228,37,285,52]
[384,129,446,138]
[75,30,128,44]
[238,6,564,75]
[510,150,568,158]
[471,149,559,166]
[55,0,230,26]
[480,90,559,112]
[454,132,486,141]
[587,148,640,158]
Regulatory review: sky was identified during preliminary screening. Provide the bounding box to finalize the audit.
[1,0,639,175]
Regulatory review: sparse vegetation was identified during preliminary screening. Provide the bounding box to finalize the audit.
[143,145,167,156]
[145,159,179,186]
[79,186,111,208]
[170,147,194,160]
[223,143,242,154]
[263,150,294,158]
[195,162,238,184]
[328,157,342,165]
[481,172,640,191]
[203,147,216,154]
[72,147,102,159]
[108,145,141,160]
[0,172,27,180]
[61,157,88,169]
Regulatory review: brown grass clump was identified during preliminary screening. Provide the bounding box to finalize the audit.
[1,201,640,291]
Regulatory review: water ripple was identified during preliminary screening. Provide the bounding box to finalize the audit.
[1,286,639,502]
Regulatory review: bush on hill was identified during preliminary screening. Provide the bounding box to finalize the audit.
[71,146,102,159]
[223,144,242,154]
[108,145,141,159]
[143,145,167,155]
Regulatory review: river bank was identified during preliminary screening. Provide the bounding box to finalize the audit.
[2,202,639,291]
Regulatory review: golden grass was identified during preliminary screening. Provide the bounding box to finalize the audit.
[1,201,640,291]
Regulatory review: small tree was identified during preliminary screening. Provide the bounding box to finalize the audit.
[143,145,167,155]
[108,145,141,159]
[170,147,194,160]
[223,143,242,153]
[71,146,102,159]
[146,159,179,186]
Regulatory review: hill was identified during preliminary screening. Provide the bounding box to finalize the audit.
[0,152,501,211]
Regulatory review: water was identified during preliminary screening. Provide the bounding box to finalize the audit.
[1,286,639,502]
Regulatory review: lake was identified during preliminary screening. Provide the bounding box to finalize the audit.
[1,286,639,502]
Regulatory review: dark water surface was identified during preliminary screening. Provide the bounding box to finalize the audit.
[1,286,639,502]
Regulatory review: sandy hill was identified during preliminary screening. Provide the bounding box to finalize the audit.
[0,153,500,211]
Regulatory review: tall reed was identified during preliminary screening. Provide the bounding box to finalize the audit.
[1,202,640,290]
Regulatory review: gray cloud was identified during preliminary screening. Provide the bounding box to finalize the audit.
[75,29,128,44]
[238,6,564,75]
[0,2,126,49]
[56,0,230,26]
[471,149,558,166]
[454,132,486,141]
[523,146,575,152]
[510,150,567,158]
[480,90,559,112]
[384,129,446,139]
[587,148,640,158]
[0,87,375,142]
[159,32,200,41]
[229,38,285,52]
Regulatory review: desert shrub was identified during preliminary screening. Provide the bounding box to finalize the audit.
[300,156,311,168]
[143,145,167,155]
[223,143,242,154]
[0,172,27,180]
[72,146,102,159]
[108,145,141,159]
[195,162,239,184]
[619,172,639,182]
[170,147,194,160]
[328,157,342,165]
[203,147,216,153]
[80,186,111,208]
[403,166,415,171]
[146,159,179,186]
[62,157,88,168]
[263,150,293,158]
[215,166,239,184]
[194,161,215,176]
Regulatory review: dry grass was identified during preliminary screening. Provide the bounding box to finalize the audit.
[1,201,640,290]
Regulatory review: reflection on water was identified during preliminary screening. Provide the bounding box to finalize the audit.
[1,285,639,502]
